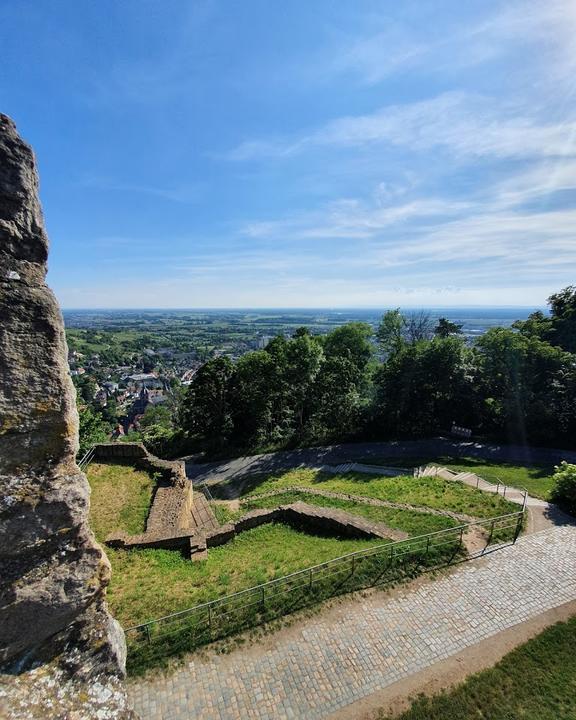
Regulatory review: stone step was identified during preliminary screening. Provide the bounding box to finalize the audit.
[189,534,207,561]
[190,493,219,532]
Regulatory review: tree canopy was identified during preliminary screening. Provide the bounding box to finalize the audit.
[172,287,576,455]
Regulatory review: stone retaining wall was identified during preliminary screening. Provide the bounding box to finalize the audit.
[92,443,186,488]
[106,502,405,558]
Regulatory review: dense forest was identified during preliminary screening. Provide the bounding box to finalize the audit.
[169,286,576,455]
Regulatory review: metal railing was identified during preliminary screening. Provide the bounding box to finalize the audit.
[472,473,529,505]
[125,507,524,670]
[78,445,96,470]
[197,481,215,502]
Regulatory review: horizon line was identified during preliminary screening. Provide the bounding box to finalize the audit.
[61,305,545,311]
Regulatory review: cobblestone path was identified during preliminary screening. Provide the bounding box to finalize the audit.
[129,526,576,720]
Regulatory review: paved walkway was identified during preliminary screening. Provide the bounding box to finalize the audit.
[129,525,576,720]
[184,438,576,486]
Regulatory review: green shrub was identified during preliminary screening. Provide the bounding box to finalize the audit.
[550,461,576,515]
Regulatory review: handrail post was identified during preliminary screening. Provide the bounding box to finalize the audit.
[513,513,522,544]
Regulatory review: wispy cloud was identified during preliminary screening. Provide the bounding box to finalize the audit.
[81,177,203,204]
[227,92,576,162]
[325,0,576,88]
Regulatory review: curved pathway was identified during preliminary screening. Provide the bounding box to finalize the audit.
[129,524,576,720]
[184,438,576,486]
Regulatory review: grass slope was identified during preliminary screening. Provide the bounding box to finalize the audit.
[87,462,385,629]
[381,616,576,720]
[105,525,384,629]
[87,462,156,540]
[238,469,518,518]
[242,491,459,536]
[358,456,556,500]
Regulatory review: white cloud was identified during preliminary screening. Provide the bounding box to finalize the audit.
[227,92,576,162]
[326,0,576,88]
[241,196,470,241]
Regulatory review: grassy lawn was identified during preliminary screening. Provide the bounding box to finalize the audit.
[358,456,556,500]
[445,459,555,500]
[87,462,156,540]
[381,616,576,720]
[86,462,385,630]
[242,491,459,536]
[210,503,245,525]
[236,468,518,519]
[105,524,385,629]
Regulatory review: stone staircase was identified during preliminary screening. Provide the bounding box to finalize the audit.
[190,492,219,533]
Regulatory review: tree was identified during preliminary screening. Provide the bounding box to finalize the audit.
[229,351,277,445]
[475,328,573,444]
[404,311,435,343]
[512,310,552,340]
[310,355,364,439]
[377,309,404,355]
[181,357,234,445]
[284,334,324,432]
[547,286,576,353]
[434,317,463,338]
[550,461,576,515]
[139,402,172,429]
[374,336,476,437]
[512,286,576,353]
[78,404,110,457]
[324,323,373,373]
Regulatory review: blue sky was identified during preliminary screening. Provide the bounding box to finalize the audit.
[2,0,575,308]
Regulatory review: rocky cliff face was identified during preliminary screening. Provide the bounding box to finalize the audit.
[0,114,134,718]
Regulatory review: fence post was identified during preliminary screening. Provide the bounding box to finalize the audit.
[503,485,507,499]
[487,519,495,547]
[309,567,313,590]
[261,585,265,613]
[146,624,151,644]
[513,514,522,544]
[476,476,480,488]
[496,481,500,495]
[208,605,212,638]
[351,555,356,574]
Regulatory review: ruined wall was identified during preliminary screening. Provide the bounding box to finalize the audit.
[92,441,187,487]
[0,114,134,718]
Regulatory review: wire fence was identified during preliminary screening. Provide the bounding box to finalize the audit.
[125,508,525,673]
